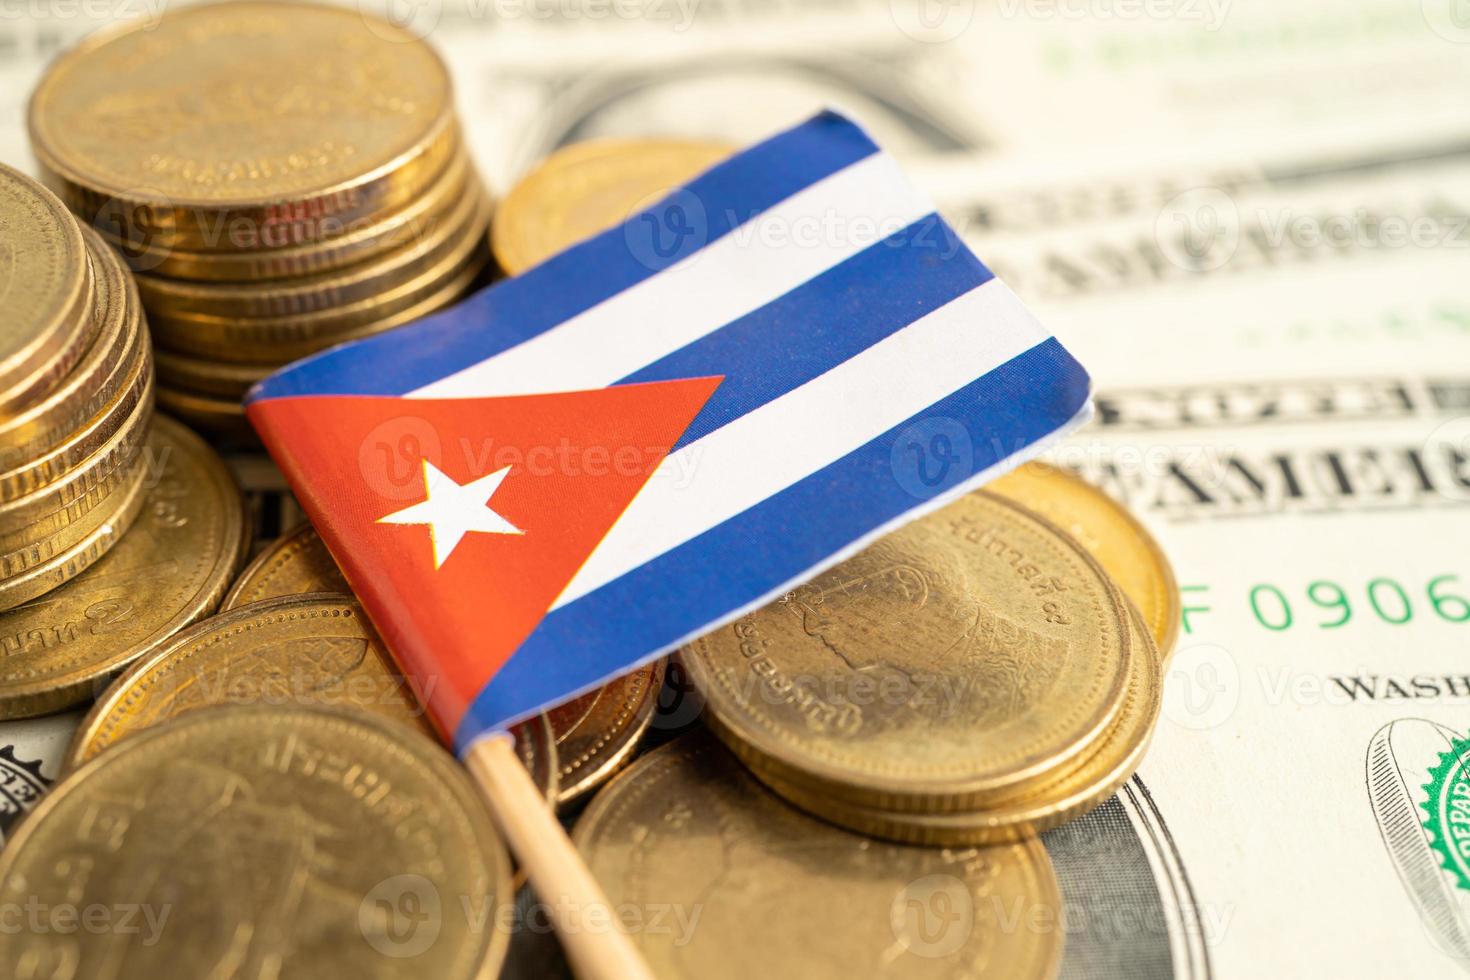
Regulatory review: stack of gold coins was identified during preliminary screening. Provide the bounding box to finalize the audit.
[679,471,1178,845]
[0,163,154,613]
[0,416,247,720]
[27,1,492,441]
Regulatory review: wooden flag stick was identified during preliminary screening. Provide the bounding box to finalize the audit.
[465,736,656,980]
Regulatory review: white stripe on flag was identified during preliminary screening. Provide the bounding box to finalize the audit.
[405,152,933,400]
[551,278,1050,609]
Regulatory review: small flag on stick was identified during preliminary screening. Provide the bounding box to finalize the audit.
[247,110,1091,978]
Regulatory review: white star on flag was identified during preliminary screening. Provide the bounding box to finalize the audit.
[378,460,523,568]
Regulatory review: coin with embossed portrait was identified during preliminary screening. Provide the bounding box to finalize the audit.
[574,732,1062,980]
[679,489,1134,812]
[0,416,245,717]
[745,600,1164,844]
[492,138,731,275]
[0,704,512,980]
[223,524,633,810]
[989,461,1180,661]
[69,591,560,806]
[68,594,434,766]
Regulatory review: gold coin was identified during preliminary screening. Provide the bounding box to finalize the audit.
[155,384,253,442]
[29,1,458,256]
[0,353,153,550]
[493,138,731,275]
[67,594,435,767]
[134,173,488,320]
[989,461,1180,658]
[547,659,664,808]
[146,213,489,364]
[0,704,513,980]
[513,712,559,809]
[0,415,246,718]
[0,226,137,472]
[219,537,561,804]
[102,148,475,282]
[155,347,269,401]
[746,601,1164,845]
[574,733,1063,980]
[0,422,148,581]
[222,522,348,610]
[0,280,148,503]
[0,433,148,613]
[679,490,1134,811]
[0,163,94,413]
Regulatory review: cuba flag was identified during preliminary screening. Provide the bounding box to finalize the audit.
[246,111,1092,753]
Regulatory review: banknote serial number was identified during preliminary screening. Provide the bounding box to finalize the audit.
[1181,574,1470,633]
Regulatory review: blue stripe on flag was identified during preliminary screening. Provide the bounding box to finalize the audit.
[248,111,880,403]
[618,215,992,450]
[452,336,1089,747]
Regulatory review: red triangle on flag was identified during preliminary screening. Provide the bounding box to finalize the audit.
[246,376,721,735]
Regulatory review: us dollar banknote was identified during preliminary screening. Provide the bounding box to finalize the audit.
[2,1,1469,976]
[0,711,82,847]
[1008,137,1470,972]
[4,0,1470,183]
